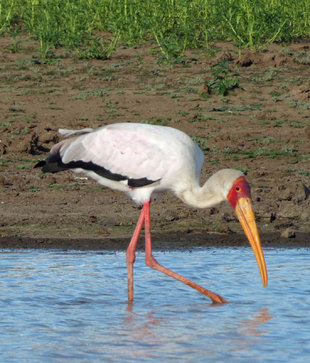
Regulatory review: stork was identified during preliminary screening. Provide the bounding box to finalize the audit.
[35,122,268,303]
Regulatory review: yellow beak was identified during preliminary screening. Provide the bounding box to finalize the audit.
[235,197,268,287]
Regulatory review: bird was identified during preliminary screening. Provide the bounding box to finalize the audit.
[35,122,268,303]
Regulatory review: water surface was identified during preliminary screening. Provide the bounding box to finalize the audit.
[0,247,309,362]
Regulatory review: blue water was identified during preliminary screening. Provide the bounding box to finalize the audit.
[0,247,309,362]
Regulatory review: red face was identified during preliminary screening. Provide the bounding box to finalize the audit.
[227,176,251,209]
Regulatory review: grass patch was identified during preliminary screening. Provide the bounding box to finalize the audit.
[207,104,263,112]
[0,0,309,60]
[283,170,310,177]
[205,60,241,96]
[16,163,33,169]
[140,118,168,126]
[223,146,310,161]
[72,87,111,100]
[191,136,211,151]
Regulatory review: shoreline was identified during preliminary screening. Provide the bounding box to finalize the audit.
[1,231,309,250]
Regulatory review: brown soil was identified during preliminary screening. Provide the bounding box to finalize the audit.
[0,36,309,249]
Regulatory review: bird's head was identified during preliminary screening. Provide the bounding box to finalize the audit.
[225,171,268,288]
[208,169,268,288]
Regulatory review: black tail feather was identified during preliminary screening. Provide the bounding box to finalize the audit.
[35,151,159,187]
[34,152,69,173]
[34,160,46,168]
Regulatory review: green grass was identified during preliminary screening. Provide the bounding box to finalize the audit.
[206,60,241,96]
[0,0,309,60]
[140,118,168,126]
[222,146,310,161]
[72,87,110,100]
[206,104,263,112]
[283,169,310,177]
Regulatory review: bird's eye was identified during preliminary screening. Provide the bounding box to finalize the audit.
[236,186,241,192]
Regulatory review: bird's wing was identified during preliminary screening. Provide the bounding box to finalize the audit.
[60,124,179,181]
[59,128,94,137]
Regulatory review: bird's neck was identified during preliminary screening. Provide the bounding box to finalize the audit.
[176,177,225,209]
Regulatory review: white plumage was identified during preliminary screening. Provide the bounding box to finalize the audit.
[52,123,205,204]
[36,122,267,303]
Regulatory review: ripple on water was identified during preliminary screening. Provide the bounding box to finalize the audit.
[0,247,309,362]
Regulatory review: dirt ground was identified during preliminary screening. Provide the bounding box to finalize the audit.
[0,36,309,249]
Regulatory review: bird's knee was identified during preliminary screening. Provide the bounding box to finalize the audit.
[126,250,136,264]
[145,254,158,268]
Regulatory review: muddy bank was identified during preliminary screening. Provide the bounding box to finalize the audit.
[0,39,309,246]
[1,231,309,251]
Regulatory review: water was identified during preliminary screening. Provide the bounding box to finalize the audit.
[0,247,309,362]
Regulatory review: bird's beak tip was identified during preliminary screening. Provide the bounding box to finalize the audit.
[234,197,268,289]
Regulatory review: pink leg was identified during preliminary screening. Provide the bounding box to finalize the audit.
[126,206,145,302]
[143,201,229,304]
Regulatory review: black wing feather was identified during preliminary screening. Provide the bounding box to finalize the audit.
[35,151,158,187]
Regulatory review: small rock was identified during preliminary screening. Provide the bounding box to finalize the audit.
[270,213,276,222]
[236,55,253,67]
[274,55,290,67]
[99,228,110,235]
[219,52,234,61]
[0,175,7,186]
[280,228,296,238]
[42,175,57,184]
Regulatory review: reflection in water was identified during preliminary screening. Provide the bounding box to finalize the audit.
[126,305,163,344]
[1,248,310,362]
[123,304,164,359]
[229,308,273,355]
[124,303,274,360]
[240,308,273,337]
